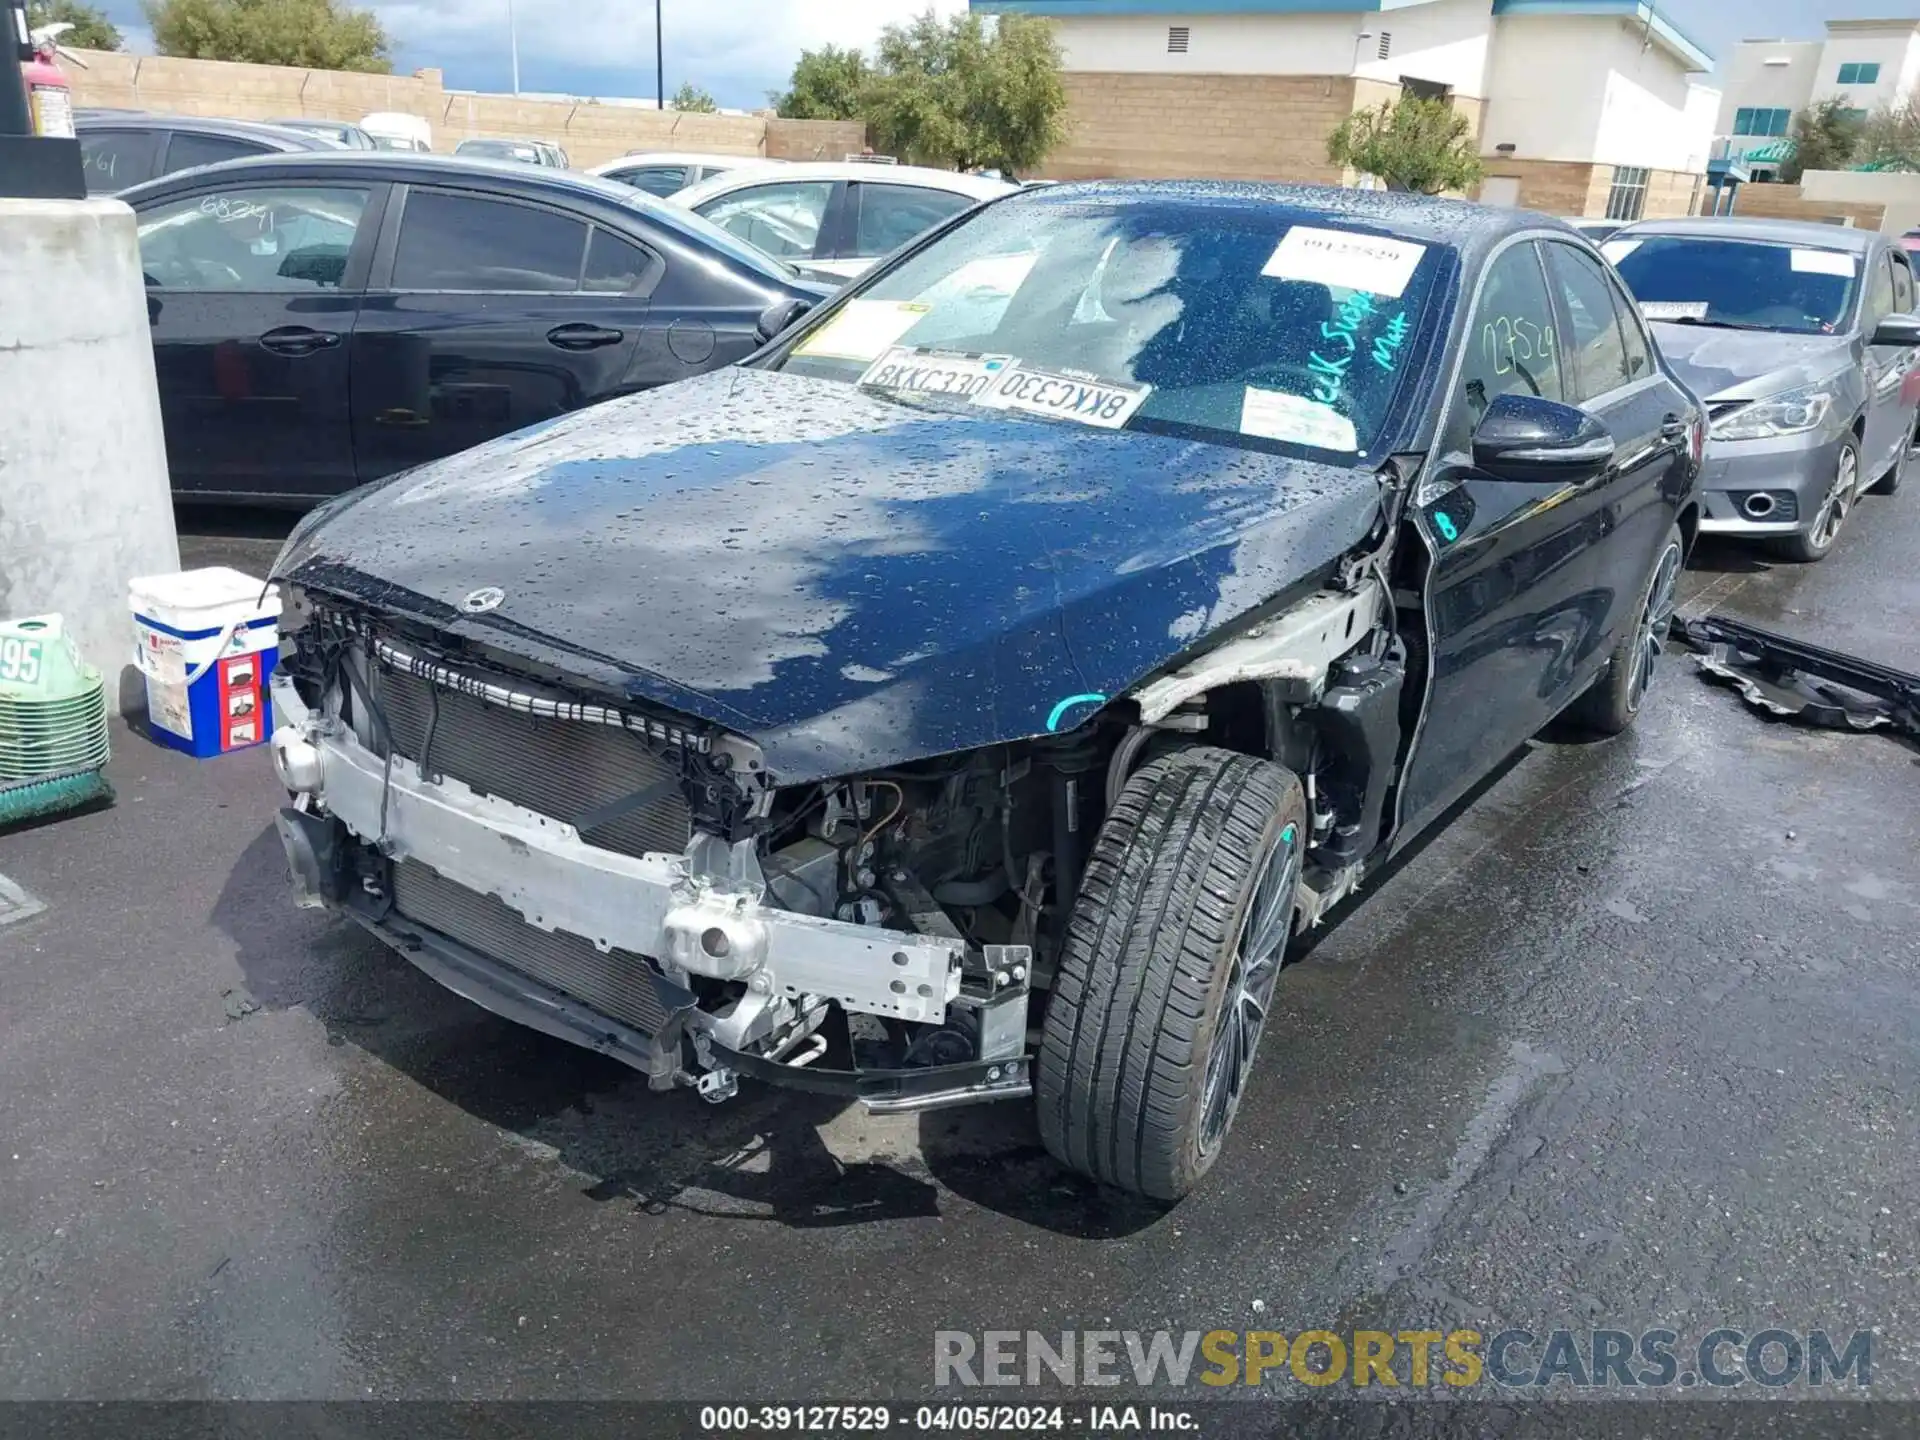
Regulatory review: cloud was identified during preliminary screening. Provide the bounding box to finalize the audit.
[377,0,968,108]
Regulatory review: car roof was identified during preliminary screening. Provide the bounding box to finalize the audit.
[75,113,338,149]
[671,161,1018,205]
[994,179,1565,252]
[1615,216,1879,253]
[457,136,545,147]
[591,151,771,172]
[116,149,808,284]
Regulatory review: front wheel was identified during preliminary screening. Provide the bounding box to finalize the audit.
[1770,437,1858,562]
[1037,748,1306,1201]
[1566,522,1683,736]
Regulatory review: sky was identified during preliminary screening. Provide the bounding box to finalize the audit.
[91,0,1920,108]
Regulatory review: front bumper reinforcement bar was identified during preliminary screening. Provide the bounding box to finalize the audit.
[1674,614,1920,741]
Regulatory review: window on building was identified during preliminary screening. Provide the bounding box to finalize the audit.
[1843,108,1870,123]
[1378,31,1393,60]
[1732,107,1792,137]
[1837,62,1881,85]
[1167,25,1190,53]
[1604,165,1651,222]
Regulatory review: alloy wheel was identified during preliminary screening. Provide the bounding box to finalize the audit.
[1199,820,1302,1153]
[1810,446,1857,551]
[1627,542,1683,712]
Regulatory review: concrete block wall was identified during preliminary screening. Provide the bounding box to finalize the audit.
[0,200,180,714]
[1732,182,1887,231]
[65,49,862,169]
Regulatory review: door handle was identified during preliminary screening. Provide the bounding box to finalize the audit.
[546,323,624,350]
[1659,413,1687,440]
[259,326,340,357]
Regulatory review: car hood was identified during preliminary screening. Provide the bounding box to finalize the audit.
[1649,323,1856,404]
[279,368,1383,783]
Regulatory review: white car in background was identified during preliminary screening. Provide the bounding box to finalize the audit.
[669,162,1016,282]
[589,151,779,198]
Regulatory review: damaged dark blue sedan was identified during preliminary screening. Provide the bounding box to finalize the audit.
[268,183,1703,1201]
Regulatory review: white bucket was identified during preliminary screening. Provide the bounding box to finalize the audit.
[128,567,282,757]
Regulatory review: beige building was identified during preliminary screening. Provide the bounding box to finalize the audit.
[974,0,1719,220]
[1716,19,1920,179]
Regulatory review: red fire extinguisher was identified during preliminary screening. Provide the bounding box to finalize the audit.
[22,22,77,137]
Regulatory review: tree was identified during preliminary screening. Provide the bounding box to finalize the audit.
[1326,94,1483,194]
[26,0,121,49]
[143,0,391,73]
[861,9,1066,174]
[772,44,868,121]
[672,82,716,113]
[1855,100,1920,173]
[1781,98,1864,183]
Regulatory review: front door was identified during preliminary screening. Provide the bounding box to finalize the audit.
[350,186,653,485]
[138,180,378,500]
[1397,238,1612,834]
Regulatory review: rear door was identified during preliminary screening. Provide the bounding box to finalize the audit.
[1540,239,1687,654]
[350,185,653,483]
[138,178,381,500]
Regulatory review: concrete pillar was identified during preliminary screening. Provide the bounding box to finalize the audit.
[0,197,179,715]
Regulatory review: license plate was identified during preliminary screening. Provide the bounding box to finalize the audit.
[981,365,1151,429]
[859,346,1013,401]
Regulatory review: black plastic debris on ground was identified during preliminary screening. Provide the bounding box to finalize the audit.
[1674,613,1920,741]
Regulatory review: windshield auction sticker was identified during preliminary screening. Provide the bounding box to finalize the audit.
[794,299,932,362]
[1790,248,1855,278]
[858,347,1013,401]
[1639,301,1708,321]
[1263,226,1427,298]
[1240,387,1357,451]
[979,365,1151,429]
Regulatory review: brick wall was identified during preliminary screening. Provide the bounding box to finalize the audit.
[1731,182,1886,230]
[63,49,856,169]
[1037,71,1368,183]
[1479,160,1597,217]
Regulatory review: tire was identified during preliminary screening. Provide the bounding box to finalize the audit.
[1870,432,1909,496]
[1566,522,1684,737]
[1768,436,1858,562]
[1037,747,1307,1202]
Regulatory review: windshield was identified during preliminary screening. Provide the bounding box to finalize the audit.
[765,192,1449,459]
[1606,235,1859,335]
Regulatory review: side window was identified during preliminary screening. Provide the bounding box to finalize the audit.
[78,129,159,195]
[1453,243,1563,448]
[137,186,370,292]
[1608,278,1654,382]
[391,190,587,292]
[165,132,270,173]
[694,180,835,260]
[582,227,656,294]
[1891,252,1914,313]
[1866,253,1898,328]
[1543,242,1631,402]
[611,165,688,197]
[851,184,974,258]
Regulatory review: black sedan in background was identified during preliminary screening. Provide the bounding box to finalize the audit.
[77,114,339,195]
[120,153,832,503]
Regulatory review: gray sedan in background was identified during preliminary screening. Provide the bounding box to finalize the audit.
[1606,218,1918,561]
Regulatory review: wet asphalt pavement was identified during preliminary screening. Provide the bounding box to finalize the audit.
[1,493,1916,1407]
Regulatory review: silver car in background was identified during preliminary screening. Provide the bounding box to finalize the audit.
[1605,218,1919,561]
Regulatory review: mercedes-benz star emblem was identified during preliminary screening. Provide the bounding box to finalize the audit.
[461,586,506,614]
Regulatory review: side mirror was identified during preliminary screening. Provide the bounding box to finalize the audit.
[757,297,814,343]
[1471,393,1615,483]
[1870,312,1920,347]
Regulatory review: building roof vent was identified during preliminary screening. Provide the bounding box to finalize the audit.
[1378,31,1393,59]
[1168,25,1190,54]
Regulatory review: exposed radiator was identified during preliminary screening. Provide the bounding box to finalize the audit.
[369,652,692,859]
[391,859,672,1037]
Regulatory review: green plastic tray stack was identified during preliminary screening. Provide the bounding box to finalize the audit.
[0,615,113,827]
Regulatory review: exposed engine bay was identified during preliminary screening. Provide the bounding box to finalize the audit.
[268,518,1417,1118]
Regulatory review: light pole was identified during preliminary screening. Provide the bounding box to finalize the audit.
[655,0,663,110]
[507,0,520,95]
